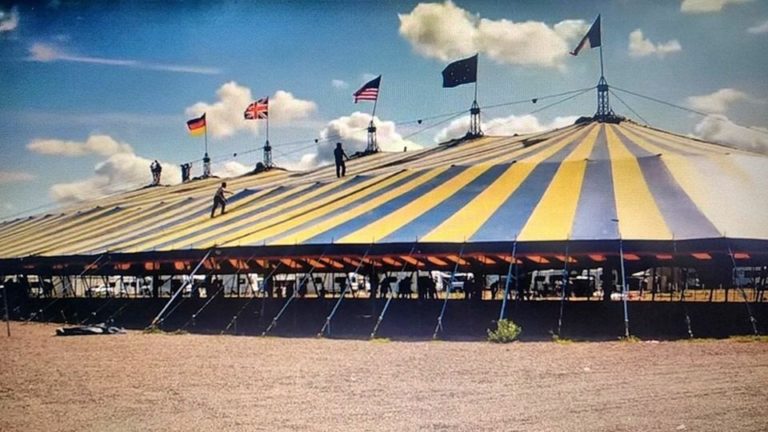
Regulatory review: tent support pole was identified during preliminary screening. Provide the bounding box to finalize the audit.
[223,257,285,334]
[262,247,330,336]
[728,245,759,335]
[498,241,518,322]
[148,248,213,329]
[30,253,108,322]
[371,243,418,339]
[557,241,570,337]
[679,267,694,338]
[619,239,630,338]
[433,243,466,340]
[2,274,9,337]
[320,246,371,337]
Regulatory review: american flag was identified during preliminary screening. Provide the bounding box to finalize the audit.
[353,75,381,103]
[244,97,269,120]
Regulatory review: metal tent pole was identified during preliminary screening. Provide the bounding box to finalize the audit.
[29,253,109,323]
[619,238,630,338]
[148,248,214,329]
[432,243,466,340]
[2,275,9,337]
[223,257,286,334]
[727,245,759,335]
[262,247,331,336]
[319,246,371,337]
[498,241,518,322]
[557,241,570,337]
[370,242,418,339]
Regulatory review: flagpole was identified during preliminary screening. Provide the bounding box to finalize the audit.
[371,93,378,119]
[599,38,605,78]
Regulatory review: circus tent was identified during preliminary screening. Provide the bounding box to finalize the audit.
[1,119,767,277]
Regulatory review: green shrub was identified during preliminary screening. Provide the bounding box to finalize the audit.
[487,319,522,343]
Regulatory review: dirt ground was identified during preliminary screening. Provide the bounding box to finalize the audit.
[1,322,766,432]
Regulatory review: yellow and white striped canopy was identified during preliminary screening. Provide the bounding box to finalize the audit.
[1,120,767,265]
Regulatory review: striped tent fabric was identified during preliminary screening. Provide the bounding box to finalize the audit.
[1,120,767,265]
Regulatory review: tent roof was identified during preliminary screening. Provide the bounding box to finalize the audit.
[2,120,767,271]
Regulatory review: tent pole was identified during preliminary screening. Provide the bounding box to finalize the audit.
[30,253,109,323]
[370,243,418,339]
[619,239,630,338]
[262,247,331,336]
[679,267,694,338]
[223,257,285,334]
[2,274,9,337]
[557,241,570,337]
[433,243,466,340]
[148,248,214,329]
[182,251,257,330]
[727,245,759,335]
[498,241,517,322]
[320,246,372,337]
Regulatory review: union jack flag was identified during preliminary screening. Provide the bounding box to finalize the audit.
[244,97,269,120]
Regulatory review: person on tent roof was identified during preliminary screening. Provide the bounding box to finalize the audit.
[334,142,350,178]
[210,182,233,218]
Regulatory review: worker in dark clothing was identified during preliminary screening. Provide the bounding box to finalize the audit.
[210,182,232,218]
[150,160,159,185]
[180,163,191,182]
[334,142,349,178]
[150,160,163,185]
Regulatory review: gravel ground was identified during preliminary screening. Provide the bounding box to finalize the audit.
[1,322,767,432]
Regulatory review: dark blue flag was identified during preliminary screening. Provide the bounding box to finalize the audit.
[570,15,601,56]
[442,54,478,88]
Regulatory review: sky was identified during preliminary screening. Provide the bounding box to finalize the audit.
[1,0,767,220]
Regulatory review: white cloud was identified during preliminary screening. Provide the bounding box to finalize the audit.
[212,161,252,178]
[27,134,133,157]
[686,88,750,113]
[435,114,578,143]
[693,115,768,154]
[27,42,221,74]
[398,1,588,68]
[332,79,349,89]
[290,113,421,170]
[185,82,317,138]
[747,20,768,34]
[50,151,181,204]
[0,171,35,184]
[628,30,682,58]
[681,0,753,14]
[0,6,19,32]
[269,90,318,124]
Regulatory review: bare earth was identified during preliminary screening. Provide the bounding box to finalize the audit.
[1,322,766,432]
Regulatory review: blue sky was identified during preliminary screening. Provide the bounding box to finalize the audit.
[1,0,767,219]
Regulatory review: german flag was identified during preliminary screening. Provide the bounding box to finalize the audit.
[186,113,206,136]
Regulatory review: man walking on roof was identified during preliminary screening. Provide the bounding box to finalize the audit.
[211,182,233,218]
[334,142,350,178]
